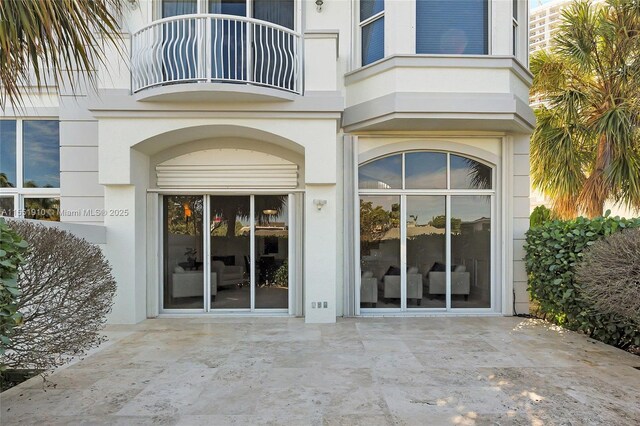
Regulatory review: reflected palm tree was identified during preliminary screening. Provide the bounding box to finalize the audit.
[0,172,14,188]
[211,195,288,237]
[464,158,492,190]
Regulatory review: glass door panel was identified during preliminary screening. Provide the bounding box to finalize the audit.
[163,195,204,309]
[162,0,199,82]
[451,196,491,308]
[254,195,289,309]
[360,196,401,309]
[406,196,446,308]
[210,196,251,309]
[210,0,247,81]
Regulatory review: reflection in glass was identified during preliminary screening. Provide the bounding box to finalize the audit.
[407,196,445,308]
[416,0,488,55]
[450,154,492,189]
[162,0,197,17]
[210,196,250,309]
[451,196,491,308]
[255,195,288,309]
[361,0,384,21]
[361,16,385,66]
[405,152,447,189]
[358,154,402,190]
[163,195,204,309]
[360,196,400,308]
[0,197,15,217]
[0,120,16,188]
[23,121,59,188]
[24,198,59,221]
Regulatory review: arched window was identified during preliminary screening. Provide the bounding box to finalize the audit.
[359,151,493,190]
[358,151,494,313]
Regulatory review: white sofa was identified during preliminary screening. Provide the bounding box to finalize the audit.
[360,271,378,306]
[172,271,217,298]
[427,270,470,299]
[383,269,423,305]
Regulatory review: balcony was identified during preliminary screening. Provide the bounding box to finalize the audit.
[131,14,302,101]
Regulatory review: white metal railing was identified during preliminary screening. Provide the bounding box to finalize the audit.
[131,14,302,94]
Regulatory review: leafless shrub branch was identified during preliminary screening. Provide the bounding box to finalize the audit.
[1,221,116,371]
[575,228,640,324]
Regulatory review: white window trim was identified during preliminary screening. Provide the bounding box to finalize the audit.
[0,118,60,219]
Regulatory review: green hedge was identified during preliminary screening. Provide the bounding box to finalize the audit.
[525,213,640,348]
[0,218,28,360]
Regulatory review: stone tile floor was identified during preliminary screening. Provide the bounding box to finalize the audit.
[1,317,639,425]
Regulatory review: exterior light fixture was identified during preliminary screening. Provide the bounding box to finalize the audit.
[315,0,324,12]
[313,199,327,211]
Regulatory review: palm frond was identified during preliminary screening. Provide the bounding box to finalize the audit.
[0,0,125,109]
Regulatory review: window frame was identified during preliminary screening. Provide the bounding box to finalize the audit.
[356,150,497,314]
[358,1,385,67]
[512,0,519,57]
[0,119,60,220]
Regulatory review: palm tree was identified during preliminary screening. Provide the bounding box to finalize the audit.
[0,0,124,108]
[529,0,640,218]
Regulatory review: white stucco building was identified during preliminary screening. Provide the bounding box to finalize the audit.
[0,0,534,323]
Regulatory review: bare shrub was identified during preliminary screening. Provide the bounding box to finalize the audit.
[575,228,640,325]
[1,221,116,370]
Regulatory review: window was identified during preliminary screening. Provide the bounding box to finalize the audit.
[416,0,488,55]
[358,151,494,311]
[360,0,384,66]
[512,0,519,56]
[0,119,60,221]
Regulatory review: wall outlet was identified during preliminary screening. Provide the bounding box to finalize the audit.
[311,302,316,308]
[317,301,322,308]
[323,302,328,308]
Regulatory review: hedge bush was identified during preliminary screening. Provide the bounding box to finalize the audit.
[525,213,640,348]
[0,218,28,360]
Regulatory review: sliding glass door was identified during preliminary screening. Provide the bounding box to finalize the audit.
[162,194,290,312]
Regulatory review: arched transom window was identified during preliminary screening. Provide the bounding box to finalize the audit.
[358,151,493,191]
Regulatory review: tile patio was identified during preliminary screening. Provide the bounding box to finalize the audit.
[1,317,639,425]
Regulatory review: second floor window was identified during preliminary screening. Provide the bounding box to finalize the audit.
[360,0,384,66]
[162,0,294,29]
[416,0,488,55]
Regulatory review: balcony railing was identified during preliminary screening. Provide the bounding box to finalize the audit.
[131,14,302,95]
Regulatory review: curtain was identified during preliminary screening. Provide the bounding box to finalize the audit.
[254,0,294,29]
[162,0,197,18]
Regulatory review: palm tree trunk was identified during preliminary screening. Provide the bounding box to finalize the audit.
[579,134,610,218]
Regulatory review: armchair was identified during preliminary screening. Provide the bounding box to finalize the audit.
[383,268,423,305]
[427,265,470,299]
[172,269,217,299]
[211,260,244,289]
